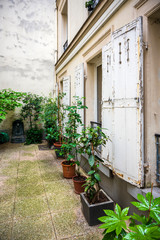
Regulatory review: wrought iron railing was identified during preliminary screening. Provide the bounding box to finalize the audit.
[63,40,68,52]
[155,134,160,183]
[90,121,101,128]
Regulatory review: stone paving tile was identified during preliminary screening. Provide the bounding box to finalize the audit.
[14,195,49,218]
[52,209,100,239]
[0,184,15,202]
[16,183,45,199]
[36,151,56,161]
[0,221,12,240]
[0,143,103,240]
[12,214,55,240]
[0,151,19,162]
[0,199,14,224]
[41,171,63,182]
[17,174,42,186]
[1,160,18,177]
[47,192,80,213]
[38,159,59,172]
[44,180,73,194]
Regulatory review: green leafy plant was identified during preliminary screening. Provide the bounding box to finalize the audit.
[41,97,58,145]
[21,93,44,144]
[25,127,43,145]
[61,96,87,166]
[21,93,44,129]
[98,189,160,240]
[85,0,95,8]
[0,132,9,143]
[79,126,109,204]
[0,88,26,123]
[56,92,66,144]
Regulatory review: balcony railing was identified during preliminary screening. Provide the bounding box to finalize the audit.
[63,40,68,52]
[155,134,160,183]
[90,121,101,128]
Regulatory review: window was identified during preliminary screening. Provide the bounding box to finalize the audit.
[61,0,68,52]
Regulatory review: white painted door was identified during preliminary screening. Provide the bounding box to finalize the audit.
[102,17,144,187]
[75,63,84,132]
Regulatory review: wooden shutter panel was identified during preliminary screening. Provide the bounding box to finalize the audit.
[75,63,84,132]
[63,76,71,106]
[102,17,144,187]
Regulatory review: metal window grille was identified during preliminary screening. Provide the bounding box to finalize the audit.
[63,40,68,52]
[155,134,160,183]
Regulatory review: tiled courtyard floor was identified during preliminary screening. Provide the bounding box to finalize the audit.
[0,143,102,240]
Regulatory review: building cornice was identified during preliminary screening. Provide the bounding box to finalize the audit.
[55,0,128,74]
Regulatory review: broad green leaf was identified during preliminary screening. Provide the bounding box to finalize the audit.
[88,170,95,175]
[94,173,101,181]
[88,155,95,167]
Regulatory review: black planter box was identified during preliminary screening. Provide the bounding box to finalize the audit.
[80,190,114,226]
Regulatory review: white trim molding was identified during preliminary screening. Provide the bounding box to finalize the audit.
[56,0,127,74]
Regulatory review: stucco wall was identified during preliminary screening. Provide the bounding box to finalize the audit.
[0,0,56,132]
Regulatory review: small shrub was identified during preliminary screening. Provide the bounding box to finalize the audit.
[0,132,9,143]
[25,127,43,145]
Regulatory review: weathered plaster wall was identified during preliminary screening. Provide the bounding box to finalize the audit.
[0,0,56,95]
[0,0,56,132]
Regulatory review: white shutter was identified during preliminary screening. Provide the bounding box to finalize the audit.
[102,42,113,166]
[63,76,71,106]
[102,17,144,187]
[62,76,71,131]
[75,63,84,132]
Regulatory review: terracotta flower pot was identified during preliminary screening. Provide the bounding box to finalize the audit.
[53,142,65,159]
[72,175,87,194]
[61,160,75,179]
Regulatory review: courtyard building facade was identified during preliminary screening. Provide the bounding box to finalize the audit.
[55,0,160,208]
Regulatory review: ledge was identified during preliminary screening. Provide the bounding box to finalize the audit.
[127,184,160,200]
[81,153,111,178]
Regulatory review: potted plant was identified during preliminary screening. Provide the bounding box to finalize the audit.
[53,92,66,158]
[61,96,88,180]
[79,126,114,226]
[42,97,58,148]
[85,0,95,11]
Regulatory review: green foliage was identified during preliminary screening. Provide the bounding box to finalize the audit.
[60,96,87,167]
[85,0,95,8]
[0,132,9,143]
[21,93,44,129]
[56,92,66,143]
[25,127,43,145]
[99,204,130,239]
[99,192,160,240]
[0,88,26,123]
[79,126,109,203]
[131,193,160,224]
[41,97,58,144]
